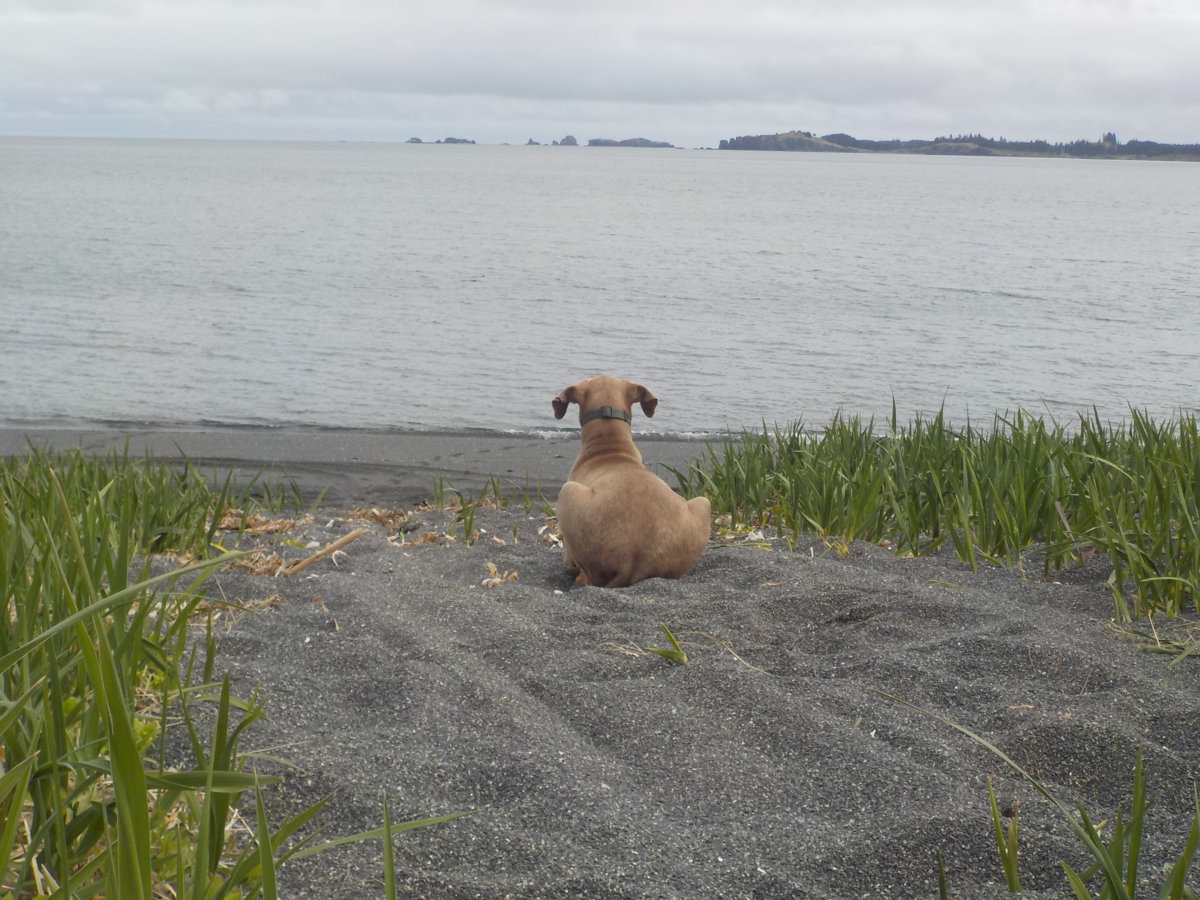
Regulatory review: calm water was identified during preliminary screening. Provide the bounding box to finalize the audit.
[2,137,1197,435]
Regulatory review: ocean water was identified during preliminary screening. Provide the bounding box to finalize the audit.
[2,137,1197,436]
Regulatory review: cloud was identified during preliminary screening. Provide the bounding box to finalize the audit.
[1,0,1197,144]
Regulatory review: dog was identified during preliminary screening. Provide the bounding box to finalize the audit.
[552,375,711,587]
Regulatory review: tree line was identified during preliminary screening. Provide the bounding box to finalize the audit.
[719,130,1200,160]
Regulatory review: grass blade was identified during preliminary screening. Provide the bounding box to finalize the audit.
[645,623,689,664]
[875,690,1131,899]
[287,811,478,862]
[255,783,279,900]
[1162,788,1200,900]
[0,758,37,889]
[989,778,1022,892]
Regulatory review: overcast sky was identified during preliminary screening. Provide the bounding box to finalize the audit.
[2,0,1197,147]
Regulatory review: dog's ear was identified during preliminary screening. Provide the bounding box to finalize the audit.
[628,382,658,418]
[552,385,577,420]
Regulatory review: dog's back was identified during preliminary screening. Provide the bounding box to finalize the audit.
[554,376,711,587]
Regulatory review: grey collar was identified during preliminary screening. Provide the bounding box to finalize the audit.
[579,406,632,426]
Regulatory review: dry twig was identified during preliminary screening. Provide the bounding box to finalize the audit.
[281,529,367,577]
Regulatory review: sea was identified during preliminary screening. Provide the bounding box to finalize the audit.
[2,136,1197,437]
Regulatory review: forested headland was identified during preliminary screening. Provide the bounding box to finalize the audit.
[719,130,1200,160]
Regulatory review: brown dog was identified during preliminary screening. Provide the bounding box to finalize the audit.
[552,375,711,587]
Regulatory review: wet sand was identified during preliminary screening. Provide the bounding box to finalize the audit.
[1,426,716,507]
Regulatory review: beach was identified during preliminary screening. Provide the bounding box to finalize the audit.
[5,427,1199,898]
[0,426,712,508]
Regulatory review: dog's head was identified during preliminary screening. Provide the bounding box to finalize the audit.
[552,375,658,421]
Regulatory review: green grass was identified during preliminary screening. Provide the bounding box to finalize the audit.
[436,474,554,545]
[879,692,1199,900]
[671,407,1200,620]
[644,623,689,665]
[989,777,1023,892]
[2,446,461,898]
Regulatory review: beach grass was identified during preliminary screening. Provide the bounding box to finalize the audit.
[880,692,1200,900]
[1,446,455,898]
[9,423,1194,895]
[671,408,1200,620]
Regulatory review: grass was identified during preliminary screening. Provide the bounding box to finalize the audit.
[644,623,688,665]
[989,777,1023,892]
[432,474,554,545]
[878,692,1199,899]
[16,420,1179,893]
[2,445,462,898]
[670,407,1200,620]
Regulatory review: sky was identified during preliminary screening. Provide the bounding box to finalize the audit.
[2,0,1197,148]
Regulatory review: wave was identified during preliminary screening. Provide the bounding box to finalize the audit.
[0,414,725,442]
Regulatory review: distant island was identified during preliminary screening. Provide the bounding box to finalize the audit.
[719,130,1200,161]
[404,135,672,148]
[406,137,476,144]
[526,136,579,146]
[588,138,676,148]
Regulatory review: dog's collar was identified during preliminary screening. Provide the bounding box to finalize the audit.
[579,406,633,426]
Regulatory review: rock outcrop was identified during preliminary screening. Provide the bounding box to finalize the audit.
[587,137,674,148]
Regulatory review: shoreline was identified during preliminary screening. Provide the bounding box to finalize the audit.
[0,426,718,507]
